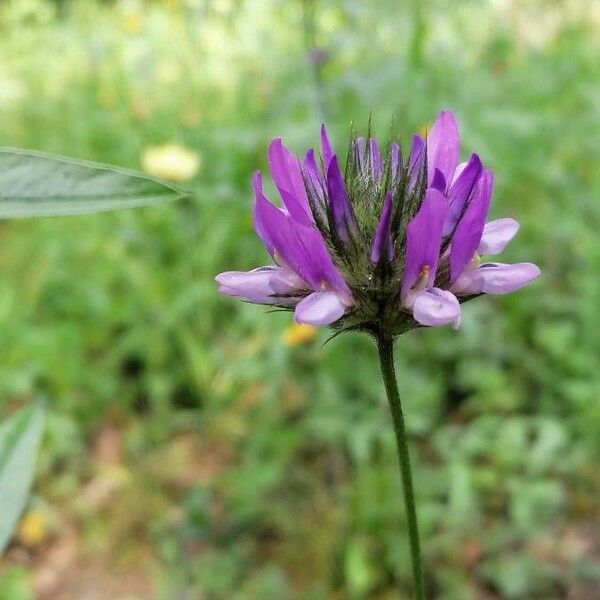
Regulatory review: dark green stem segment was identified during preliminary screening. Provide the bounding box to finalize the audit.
[376,333,425,600]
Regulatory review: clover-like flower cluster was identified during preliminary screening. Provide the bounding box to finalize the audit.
[216,110,540,335]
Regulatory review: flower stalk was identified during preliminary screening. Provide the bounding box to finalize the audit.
[376,332,424,600]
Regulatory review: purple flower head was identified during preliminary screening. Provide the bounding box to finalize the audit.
[216,110,540,335]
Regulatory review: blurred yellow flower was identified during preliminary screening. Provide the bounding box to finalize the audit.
[282,323,317,346]
[18,510,47,548]
[141,144,200,182]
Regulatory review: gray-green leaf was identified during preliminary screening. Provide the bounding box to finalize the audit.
[0,405,45,554]
[0,147,187,218]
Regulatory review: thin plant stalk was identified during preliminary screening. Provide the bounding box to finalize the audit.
[376,333,425,600]
[301,0,328,120]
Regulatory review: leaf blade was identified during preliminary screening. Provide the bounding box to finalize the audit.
[0,405,45,554]
[0,147,188,219]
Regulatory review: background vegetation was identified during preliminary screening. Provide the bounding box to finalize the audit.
[0,0,599,598]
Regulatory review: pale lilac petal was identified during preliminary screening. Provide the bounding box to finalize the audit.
[451,311,461,330]
[216,267,306,305]
[401,188,449,297]
[427,110,460,188]
[321,124,333,168]
[326,155,356,243]
[369,138,382,179]
[354,137,366,175]
[268,138,312,225]
[294,290,347,325]
[370,192,394,263]
[412,288,461,327]
[453,262,541,295]
[478,218,520,255]
[443,153,483,236]
[450,169,493,283]
[450,161,468,185]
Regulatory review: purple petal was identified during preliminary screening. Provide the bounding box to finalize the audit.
[353,137,366,175]
[254,176,351,298]
[268,138,312,225]
[430,168,447,193]
[302,148,326,219]
[254,184,351,297]
[390,142,402,178]
[412,288,461,328]
[427,110,460,188]
[252,171,275,256]
[453,262,541,295]
[253,176,321,287]
[321,124,334,168]
[369,138,382,179]
[401,188,449,297]
[303,149,324,192]
[326,155,356,243]
[216,266,306,305]
[370,192,394,264]
[294,290,347,325]
[407,134,425,191]
[296,222,353,301]
[449,170,493,283]
[478,218,520,255]
[443,153,483,236]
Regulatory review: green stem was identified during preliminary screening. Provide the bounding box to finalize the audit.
[376,333,425,600]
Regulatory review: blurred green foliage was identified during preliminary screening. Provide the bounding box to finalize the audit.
[0,0,599,598]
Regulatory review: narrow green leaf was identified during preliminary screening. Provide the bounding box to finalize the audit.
[0,147,188,219]
[0,405,45,554]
